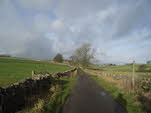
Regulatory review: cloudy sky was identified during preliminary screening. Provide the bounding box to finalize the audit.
[0,0,151,64]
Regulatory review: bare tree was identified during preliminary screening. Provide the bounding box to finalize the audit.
[70,43,95,68]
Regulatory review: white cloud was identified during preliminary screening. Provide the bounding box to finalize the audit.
[51,19,64,31]
[0,0,151,64]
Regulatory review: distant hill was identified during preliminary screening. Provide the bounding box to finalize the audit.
[0,54,11,57]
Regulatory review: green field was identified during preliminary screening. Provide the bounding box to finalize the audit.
[88,64,151,77]
[100,64,151,72]
[0,57,72,87]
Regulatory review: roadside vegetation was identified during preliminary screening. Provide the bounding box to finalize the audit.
[0,57,72,87]
[90,74,145,113]
[18,73,78,113]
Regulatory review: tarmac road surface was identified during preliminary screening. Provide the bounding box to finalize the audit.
[62,73,128,113]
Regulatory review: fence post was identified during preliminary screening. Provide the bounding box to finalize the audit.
[32,70,35,77]
[132,61,135,90]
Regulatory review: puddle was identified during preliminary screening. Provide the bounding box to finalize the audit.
[100,92,106,96]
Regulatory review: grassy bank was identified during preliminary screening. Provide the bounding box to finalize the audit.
[19,73,78,113]
[90,74,146,113]
[0,57,72,87]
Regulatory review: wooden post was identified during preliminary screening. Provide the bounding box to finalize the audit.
[32,70,35,76]
[132,61,135,90]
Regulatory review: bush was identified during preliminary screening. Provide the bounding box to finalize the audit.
[147,60,151,64]
[53,54,63,63]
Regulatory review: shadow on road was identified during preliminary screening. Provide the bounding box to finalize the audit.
[114,93,127,113]
[116,93,127,108]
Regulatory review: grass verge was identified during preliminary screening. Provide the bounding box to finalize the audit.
[90,74,147,113]
[42,75,78,113]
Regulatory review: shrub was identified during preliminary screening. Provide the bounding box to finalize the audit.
[53,54,63,63]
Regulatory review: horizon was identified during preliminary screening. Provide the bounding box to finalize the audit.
[0,55,148,65]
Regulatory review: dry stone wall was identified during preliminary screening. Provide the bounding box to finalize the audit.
[0,68,77,113]
[90,70,151,92]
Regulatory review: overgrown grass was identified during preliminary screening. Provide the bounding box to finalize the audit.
[20,74,78,113]
[0,57,72,87]
[90,74,147,113]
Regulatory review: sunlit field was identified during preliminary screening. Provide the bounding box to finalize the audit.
[0,57,72,87]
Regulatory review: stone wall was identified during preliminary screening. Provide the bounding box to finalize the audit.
[89,70,151,92]
[0,68,77,113]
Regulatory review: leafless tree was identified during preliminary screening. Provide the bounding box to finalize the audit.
[70,43,95,68]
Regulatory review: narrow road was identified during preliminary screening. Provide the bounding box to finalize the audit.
[62,73,128,113]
